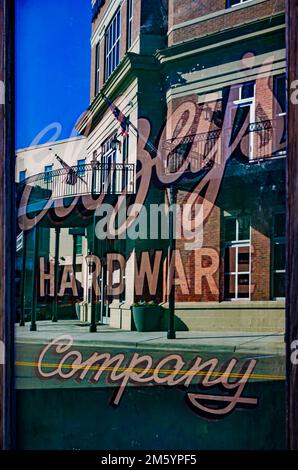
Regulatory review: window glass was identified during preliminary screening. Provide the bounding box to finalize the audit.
[76,235,83,255]
[274,74,286,115]
[19,170,26,182]
[44,164,53,182]
[105,10,121,81]
[224,218,237,242]
[274,213,286,238]
[95,42,100,95]
[228,0,252,7]
[77,159,86,176]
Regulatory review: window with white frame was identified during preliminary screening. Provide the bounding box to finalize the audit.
[95,41,101,95]
[127,0,133,49]
[229,81,255,160]
[19,170,27,182]
[223,215,251,300]
[100,134,117,193]
[273,74,286,156]
[227,0,252,7]
[44,164,53,183]
[104,9,121,81]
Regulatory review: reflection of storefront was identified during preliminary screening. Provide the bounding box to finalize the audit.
[16,0,287,333]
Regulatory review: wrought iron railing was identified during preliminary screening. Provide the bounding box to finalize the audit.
[163,119,286,174]
[20,162,135,199]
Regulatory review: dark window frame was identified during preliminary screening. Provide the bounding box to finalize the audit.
[271,212,286,299]
[226,0,252,8]
[77,158,86,176]
[223,215,251,300]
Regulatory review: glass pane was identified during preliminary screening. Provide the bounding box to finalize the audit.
[273,272,285,298]
[238,215,250,240]
[238,247,250,272]
[241,82,254,99]
[224,218,236,241]
[275,75,286,114]
[117,11,120,38]
[76,235,83,255]
[109,27,112,51]
[237,273,250,298]
[274,213,286,237]
[274,242,285,270]
[111,46,115,72]
[231,103,251,142]
[229,0,242,5]
[115,41,120,67]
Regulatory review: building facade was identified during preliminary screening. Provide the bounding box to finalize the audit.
[16,0,286,332]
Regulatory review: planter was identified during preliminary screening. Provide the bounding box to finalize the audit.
[132,305,162,332]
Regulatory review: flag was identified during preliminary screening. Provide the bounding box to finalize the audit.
[102,94,130,136]
[55,155,78,185]
[102,93,160,156]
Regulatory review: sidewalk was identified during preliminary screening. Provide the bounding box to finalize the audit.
[15,320,285,355]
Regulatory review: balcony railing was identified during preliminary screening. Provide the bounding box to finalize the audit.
[163,119,286,174]
[20,162,135,199]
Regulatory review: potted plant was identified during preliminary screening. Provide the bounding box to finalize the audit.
[132,300,162,332]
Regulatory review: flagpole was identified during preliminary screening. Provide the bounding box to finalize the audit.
[54,153,88,186]
[101,92,160,156]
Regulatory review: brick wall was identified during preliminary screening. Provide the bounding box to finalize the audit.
[168,0,285,45]
[166,79,278,302]
[173,195,221,302]
[169,0,225,29]
[166,95,221,302]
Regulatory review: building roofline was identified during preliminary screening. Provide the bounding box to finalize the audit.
[16,135,86,155]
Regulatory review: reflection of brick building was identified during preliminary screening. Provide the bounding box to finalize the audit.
[158,0,286,330]
[17,0,286,332]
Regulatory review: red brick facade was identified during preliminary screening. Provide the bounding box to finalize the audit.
[168,0,285,45]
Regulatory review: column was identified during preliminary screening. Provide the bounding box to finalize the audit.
[52,227,60,322]
[30,226,39,332]
[19,231,27,326]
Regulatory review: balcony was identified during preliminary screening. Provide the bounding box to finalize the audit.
[19,162,135,199]
[163,120,286,175]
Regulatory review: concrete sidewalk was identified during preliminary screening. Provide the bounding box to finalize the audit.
[15,320,285,355]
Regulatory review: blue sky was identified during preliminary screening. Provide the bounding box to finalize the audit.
[15,0,91,149]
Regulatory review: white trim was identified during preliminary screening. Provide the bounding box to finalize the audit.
[229,0,254,6]
[224,82,255,160]
[224,218,251,301]
[166,49,285,104]
[16,136,86,154]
